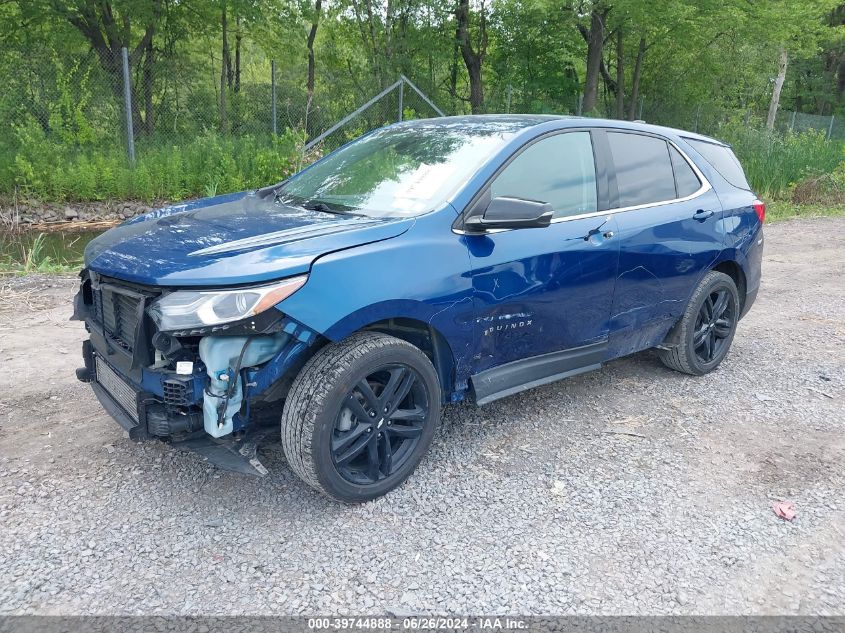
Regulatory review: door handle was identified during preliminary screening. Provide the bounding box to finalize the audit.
[583,227,614,241]
[693,209,714,221]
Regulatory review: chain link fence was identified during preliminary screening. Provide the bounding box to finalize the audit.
[775,109,841,139]
[0,45,446,201]
[2,46,343,154]
[5,45,447,158]
[645,102,844,141]
[1,41,842,203]
[2,47,126,154]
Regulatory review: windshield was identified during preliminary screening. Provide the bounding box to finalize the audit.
[276,120,519,218]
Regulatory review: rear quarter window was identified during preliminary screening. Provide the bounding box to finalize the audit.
[684,138,751,191]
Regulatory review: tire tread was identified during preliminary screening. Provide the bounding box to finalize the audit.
[658,270,737,376]
[281,331,433,501]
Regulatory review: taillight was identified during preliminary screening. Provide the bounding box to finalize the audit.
[752,200,766,223]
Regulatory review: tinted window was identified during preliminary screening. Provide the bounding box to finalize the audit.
[669,146,701,197]
[684,138,751,190]
[490,132,597,218]
[608,132,676,207]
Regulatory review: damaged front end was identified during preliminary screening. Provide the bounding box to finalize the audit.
[72,270,320,475]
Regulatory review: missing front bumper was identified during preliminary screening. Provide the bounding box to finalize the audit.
[171,428,272,477]
[81,349,271,476]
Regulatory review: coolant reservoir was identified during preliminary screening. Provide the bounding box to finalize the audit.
[198,334,288,437]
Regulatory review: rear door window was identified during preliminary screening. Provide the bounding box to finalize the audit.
[669,146,701,197]
[607,132,676,207]
[684,138,751,190]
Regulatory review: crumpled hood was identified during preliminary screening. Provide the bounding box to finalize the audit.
[85,191,413,286]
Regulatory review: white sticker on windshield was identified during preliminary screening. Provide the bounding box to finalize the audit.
[395,163,453,200]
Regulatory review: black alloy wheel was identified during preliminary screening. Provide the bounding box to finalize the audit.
[692,287,736,365]
[331,364,429,485]
[658,270,740,376]
[281,332,441,502]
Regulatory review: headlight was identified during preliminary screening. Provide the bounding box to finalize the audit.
[148,276,307,331]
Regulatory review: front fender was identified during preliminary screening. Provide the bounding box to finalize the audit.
[320,299,462,341]
[277,209,477,387]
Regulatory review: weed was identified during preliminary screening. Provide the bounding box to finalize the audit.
[0,126,301,203]
[718,123,842,199]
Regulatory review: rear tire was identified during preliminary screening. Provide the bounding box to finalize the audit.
[658,270,739,376]
[281,331,441,502]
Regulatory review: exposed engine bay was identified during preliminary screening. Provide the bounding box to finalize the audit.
[72,270,320,475]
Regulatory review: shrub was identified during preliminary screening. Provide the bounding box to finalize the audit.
[790,163,845,205]
[1,127,302,202]
[717,122,842,199]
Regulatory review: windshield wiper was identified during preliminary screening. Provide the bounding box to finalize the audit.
[274,192,365,217]
[304,201,340,214]
[302,200,364,217]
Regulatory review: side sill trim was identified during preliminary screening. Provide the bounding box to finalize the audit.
[471,341,606,406]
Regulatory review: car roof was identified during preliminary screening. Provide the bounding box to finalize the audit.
[397,114,729,147]
[572,118,729,146]
[396,114,566,135]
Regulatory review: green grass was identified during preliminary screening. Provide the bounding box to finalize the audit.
[0,232,82,274]
[719,124,842,199]
[765,200,845,223]
[0,261,81,275]
[2,117,845,225]
[1,127,304,202]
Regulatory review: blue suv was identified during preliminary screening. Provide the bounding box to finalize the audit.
[74,115,764,502]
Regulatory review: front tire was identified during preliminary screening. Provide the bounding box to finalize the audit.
[281,332,441,502]
[658,270,740,376]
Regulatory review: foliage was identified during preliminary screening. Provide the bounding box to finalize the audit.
[487,0,582,113]
[0,232,82,274]
[790,160,845,205]
[765,200,845,223]
[717,122,842,198]
[4,0,843,126]
[2,125,301,202]
[1,0,845,205]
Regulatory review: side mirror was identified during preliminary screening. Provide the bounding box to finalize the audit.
[464,196,553,232]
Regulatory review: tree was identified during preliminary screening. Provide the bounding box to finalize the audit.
[302,0,323,136]
[488,0,580,114]
[575,5,610,114]
[767,48,788,129]
[306,0,323,100]
[615,27,624,118]
[627,36,645,120]
[27,0,166,133]
[4,0,845,160]
[739,0,838,129]
[455,0,487,113]
[216,0,263,132]
[220,1,230,132]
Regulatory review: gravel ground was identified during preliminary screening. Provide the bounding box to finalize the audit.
[0,217,843,616]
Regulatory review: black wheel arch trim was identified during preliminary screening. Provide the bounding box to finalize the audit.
[361,317,459,403]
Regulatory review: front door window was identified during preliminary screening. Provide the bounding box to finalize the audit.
[490,131,598,219]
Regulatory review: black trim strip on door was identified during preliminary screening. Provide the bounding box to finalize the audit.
[470,340,606,405]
